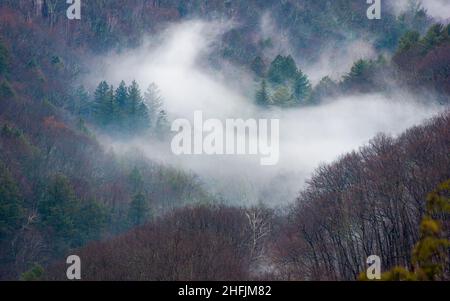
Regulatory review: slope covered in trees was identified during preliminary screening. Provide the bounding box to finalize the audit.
[0,1,449,281]
[0,5,208,279]
[41,111,450,281]
[271,112,450,280]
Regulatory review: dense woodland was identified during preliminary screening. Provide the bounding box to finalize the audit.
[0,1,449,280]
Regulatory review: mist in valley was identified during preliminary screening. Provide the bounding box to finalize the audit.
[87,19,446,206]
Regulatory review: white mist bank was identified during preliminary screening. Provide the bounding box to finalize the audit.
[388,0,450,21]
[90,20,446,206]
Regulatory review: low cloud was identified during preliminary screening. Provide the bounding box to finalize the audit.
[388,0,450,21]
[89,20,446,206]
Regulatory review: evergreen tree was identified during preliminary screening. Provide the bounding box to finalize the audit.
[251,56,266,77]
[137,102,150,130]
[74,199,107,245]
[0,164,24,240]
[309,76,339,104]
[397,31,420,53]
[38,175,79,247]
[115,80,129,126]
[71,85,90,117]
[20,264,44,281]
[94,81,114,126]
[421,23,446,53]
[267,55,298,85]
[128,193,150,227]
[129,167,144,195]
[293,70,312,104]
[255,79,271,106]
[127,80,148,131]
[271,86,292,106]
[0,39,9,76]
[342,59,375,92]
[144,83,163,127]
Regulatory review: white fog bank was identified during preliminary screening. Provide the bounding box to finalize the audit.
[89,20,446,206]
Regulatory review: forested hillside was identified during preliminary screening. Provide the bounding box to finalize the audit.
[0,0,449,281]
[43,112,450,281]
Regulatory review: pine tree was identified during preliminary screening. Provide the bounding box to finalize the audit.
[293,70,311,104]
[137,102,150,130]
[128,193,150,227]
[93,81,114,126]
[115,81,129,126]
[255,79,271,106]
[129,167,144,195]
[309,76,338,104]
[38,175,79,246]
[267,55,298,85]
[251,56,266,77]
[127,80,147,131]
[271,86,292,106]
[71,85,90,117]
[0,164,24,240]
[0,39,9,76]
[144,83,163,127]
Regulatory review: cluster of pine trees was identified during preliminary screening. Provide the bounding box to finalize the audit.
[89,80,170,137]
[254,55,312,107]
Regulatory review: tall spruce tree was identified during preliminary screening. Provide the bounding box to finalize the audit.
[115,81,129,127]
[293,70,311,104]
[94,81,114,126]
[128,193,150,227]
[144,83,163,127]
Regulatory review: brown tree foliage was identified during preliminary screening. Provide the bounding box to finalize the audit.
[271,112,450,280]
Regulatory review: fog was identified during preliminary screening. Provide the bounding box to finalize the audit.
[388,0,450,21]
[89,20,445,206]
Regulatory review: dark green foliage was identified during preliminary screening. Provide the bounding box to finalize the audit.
[74,199,107,244]
[38,175,107,250]
[69,86,91,117]
[267,55,298,85]
[114,81,128,116]
[341,57,387,93]
[127,80,150,131]
[129,167,144,195]
[255,79,270,106]
[20,264,44,281]
[1,124,22,139]
[293,70,312,104]
[250,56,266,77]
[0,39,8,76]
[94,81,114,125]
[394,23,450,95]
[38,175,79,246]
[0,164,24,240]
[257,55,311,107]
[421,23,449,53]
[309,76,339,104]
[128,193,150,227]
[92,80,150,134]
[0,80,14,98]
[398,31,421,52]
